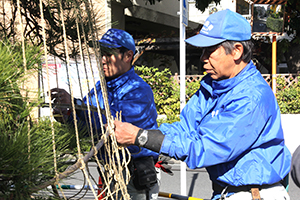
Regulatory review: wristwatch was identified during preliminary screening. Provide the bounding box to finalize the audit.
[137,129,148,147]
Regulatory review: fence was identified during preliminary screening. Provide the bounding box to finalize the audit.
[171,73,299,89]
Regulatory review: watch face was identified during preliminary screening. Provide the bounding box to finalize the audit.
[139,136,147,145]
[138,130,148,146]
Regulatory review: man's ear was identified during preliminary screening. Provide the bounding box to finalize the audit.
[232,43,243,61]
[124,50,134,63]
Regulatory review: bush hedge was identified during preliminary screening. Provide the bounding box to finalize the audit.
[136,66,300,124]
[277,76,300,114]
[266,16,284,32]
[135,66,200,124]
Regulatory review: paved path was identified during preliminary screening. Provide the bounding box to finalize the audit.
[36,161,300,199]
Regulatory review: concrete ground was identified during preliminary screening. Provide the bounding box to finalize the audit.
[35,161,300,200]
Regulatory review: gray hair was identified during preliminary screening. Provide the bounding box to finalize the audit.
[220,40,253,63]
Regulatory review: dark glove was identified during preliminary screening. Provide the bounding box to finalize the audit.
[155,155,174,176]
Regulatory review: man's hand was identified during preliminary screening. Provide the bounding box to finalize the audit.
[114,121,140,146]
[49,88,72,123]
[50,88,72,104]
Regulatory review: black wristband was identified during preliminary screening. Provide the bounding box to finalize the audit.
[134,129,165,153]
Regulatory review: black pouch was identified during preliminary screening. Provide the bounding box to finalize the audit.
[132,156,157,191]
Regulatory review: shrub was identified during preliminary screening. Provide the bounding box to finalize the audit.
[135,65,180,122]
[135,66,201,124]
[266,16,284,32]
[137,66,300,125]
[276,76,300,114]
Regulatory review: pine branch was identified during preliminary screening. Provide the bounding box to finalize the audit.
[30,130,109,193]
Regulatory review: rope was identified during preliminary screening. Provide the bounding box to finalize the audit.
[35,0,131,198]
[38,0,67,199]
[16,0,31,158]
[7,0,134,198]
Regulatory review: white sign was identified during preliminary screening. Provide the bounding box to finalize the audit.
[182,0,188,26]
[40,61,100,117]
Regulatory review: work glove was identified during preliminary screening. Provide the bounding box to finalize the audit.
[155,155,174,176]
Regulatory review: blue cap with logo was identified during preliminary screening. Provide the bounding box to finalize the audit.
[99,28,136,53]
[185,9,251,47]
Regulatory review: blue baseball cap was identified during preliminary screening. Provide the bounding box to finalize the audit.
[185,9,251,47]
[99,28,136,53]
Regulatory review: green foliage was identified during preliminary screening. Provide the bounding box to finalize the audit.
[285,0,300,38]
[0,41,42,123]
[186,80,201,100]
[266,17,284,32]
[136,65,201,124]
[0,40,90,199]
[252,1,300,72]
[275,0,300,54]
[267,7,283,19]
[277,38,291,55]
[135,65,178,116]
[137,65,300,120]
[276,76,300,114]
[0,119,73,199]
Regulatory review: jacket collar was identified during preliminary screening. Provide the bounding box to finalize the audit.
[106,66,135,89]
[201,60,257,96]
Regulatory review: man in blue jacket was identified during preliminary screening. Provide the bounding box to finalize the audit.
[50,29,159,200]
[113,10,291,200]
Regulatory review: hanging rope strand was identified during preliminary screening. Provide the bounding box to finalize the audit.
[21,0,133,198]
[74,9,115,197]
[16,0,32,163]
[79,1,117,197]
[57,0,100,199]
[38,0,66,199]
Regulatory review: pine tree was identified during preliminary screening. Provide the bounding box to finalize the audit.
[0,40,86,200]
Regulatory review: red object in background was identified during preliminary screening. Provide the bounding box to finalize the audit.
[98,176,104,200]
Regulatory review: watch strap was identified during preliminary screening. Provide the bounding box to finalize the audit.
[134,129,165,153]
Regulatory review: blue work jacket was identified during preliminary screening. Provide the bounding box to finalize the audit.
[159,61,291,187]
[79,67,159,160]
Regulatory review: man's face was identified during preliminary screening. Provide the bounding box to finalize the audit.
[200,44,237,81]
[101,48,131,80]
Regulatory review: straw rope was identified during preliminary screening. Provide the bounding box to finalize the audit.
[14,0,132,198]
